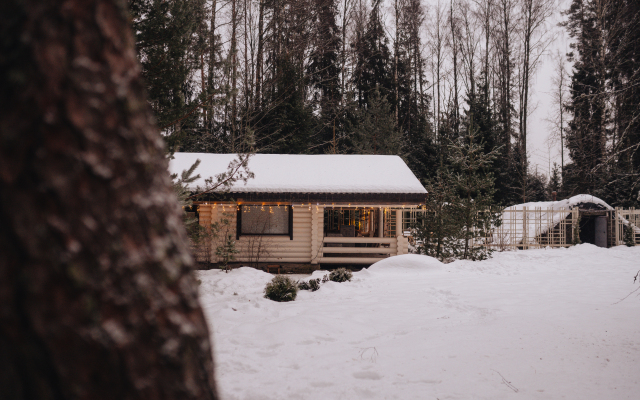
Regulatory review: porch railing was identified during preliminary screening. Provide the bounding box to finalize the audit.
[319,236,407,264]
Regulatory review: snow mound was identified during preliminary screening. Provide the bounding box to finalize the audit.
[196,267,273,298]
[367,254,443,273]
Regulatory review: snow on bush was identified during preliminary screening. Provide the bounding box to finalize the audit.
[329,268,353,282]
[264,275,298,302]
[298,278,322,292]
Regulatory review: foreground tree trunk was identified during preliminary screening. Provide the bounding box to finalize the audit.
[0,0,218,399]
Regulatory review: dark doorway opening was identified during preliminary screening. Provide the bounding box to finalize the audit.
[579,213,608,247]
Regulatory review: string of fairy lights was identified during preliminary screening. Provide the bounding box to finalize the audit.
[194,202,425,214]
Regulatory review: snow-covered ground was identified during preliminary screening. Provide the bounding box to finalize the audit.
[196,245,640,400]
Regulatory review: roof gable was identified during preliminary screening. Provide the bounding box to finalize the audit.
[169,153,427,194]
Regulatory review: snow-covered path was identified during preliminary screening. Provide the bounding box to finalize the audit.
[196,245,640,400]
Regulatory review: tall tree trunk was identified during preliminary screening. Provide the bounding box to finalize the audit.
[451,0,459,137]
[244,0,251,112]
[394,0,400,124]
[483,0,492,104]
[210,0,218,130]
[255,0,264,109]
[231,0,238,150]
[0,0,218,398]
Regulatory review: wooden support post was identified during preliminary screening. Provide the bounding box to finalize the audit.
[572,207,579,244]
[395,209,403,255]
[205,204,216,263]
[613,207,620,246]
[311,206,323,264]
[378,208,384,238]
[522,206,527,250]
[633,208,638,245]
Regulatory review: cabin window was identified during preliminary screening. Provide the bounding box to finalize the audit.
[237,205,292,239]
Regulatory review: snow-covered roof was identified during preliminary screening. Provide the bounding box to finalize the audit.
[505,194,613,213]
[169,153,428,194]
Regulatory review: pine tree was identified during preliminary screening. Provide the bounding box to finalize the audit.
[253,0,315,153]
[548,162,561,197]
[412,169,464,261]
[562,0,640,206]
[396,0,436,182]
[623,225,635,247]
[128,0,207,150]
[449,117,501,260]
[563,0,607,195]
[216,235,239,272]
[352,0,393,108]
[350,89,402,155]
[308,0,342,153]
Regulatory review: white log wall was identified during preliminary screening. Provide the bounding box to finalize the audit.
[198,204,314,263]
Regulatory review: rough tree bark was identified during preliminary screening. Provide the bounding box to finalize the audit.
[0,0,218,399]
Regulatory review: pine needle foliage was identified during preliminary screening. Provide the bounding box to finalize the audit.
[623,225,635,247]
[298,278,321,292]
[215,234,239,272]
[412,170,465,261]
[171,158,201,235]
[264,275,298,302]
[329,268,352,282]
[448,121,501,260]
[350,89,401,155]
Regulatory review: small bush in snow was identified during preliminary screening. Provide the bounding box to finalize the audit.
[298,278,322,292]
[329,268,352,283]
[264,275,298,302]
[297,280,310,290]
[308,278,321,291]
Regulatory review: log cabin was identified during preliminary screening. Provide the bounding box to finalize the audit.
[169,153,428,268]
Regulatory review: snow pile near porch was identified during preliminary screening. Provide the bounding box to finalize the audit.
[367,253,444,272]
[196,246,640,399]
[169,153,427,194]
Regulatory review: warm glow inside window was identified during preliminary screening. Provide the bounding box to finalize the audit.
[240,205,289,235]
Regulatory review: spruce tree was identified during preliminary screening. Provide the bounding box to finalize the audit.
[128,0,207,150]
[395,0,436,183]
[449,117,501,260]
[350,89,402,155]
[308,0,342,153]
[216,235,239,272]
[352,0,393,109]
[548,162,562,198]
[413,169,464,261]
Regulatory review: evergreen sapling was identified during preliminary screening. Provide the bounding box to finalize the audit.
[216,234,239,272]
[329,268,352,282]
[264,276,298,302]
[623,225,635,247]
